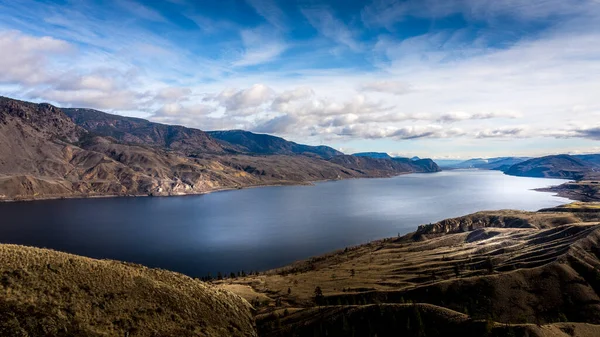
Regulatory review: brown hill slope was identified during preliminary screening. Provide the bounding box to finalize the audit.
[329,155,440,176]
[220,204,600,336]
[63,108,229,155]
[0,244,256,337]
[207,130,343,159]
[258,304,600,337]
[0,96,439,201]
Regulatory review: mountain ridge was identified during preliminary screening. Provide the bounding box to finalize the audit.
[206,129,343,159]
[0,96,439,201]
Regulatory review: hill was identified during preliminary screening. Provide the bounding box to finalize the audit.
[0,244,256,336]
[329,155,440,176]
[0,96,439,201]
[439,157,531,170]
[221,203,600,336]
[207,130,342,159]
[63,108,229,155]
[574,154,600,166]
[505,154,597,179]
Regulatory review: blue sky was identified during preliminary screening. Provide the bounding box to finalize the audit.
[1,0,600,158]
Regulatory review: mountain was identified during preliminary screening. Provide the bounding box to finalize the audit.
[0,97,357,200]
[0,244,255,336]
[352,152,392,159]
[477,156,532,171]
[410,156,420,161]
[329,155,440,176]
[224,203,600,337]
[574,154,600,166]
[447,158,489,168]
[432,159,465,167]
[63,108,229,155]
[0,96,438,201]
[505,154,597,179]
[207,130,342,159]
[439,157,531,170]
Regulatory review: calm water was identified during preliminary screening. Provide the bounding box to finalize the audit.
[0,170,569,277]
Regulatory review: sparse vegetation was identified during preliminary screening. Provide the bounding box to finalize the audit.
[0,244,256,336]
[223,204,600,336]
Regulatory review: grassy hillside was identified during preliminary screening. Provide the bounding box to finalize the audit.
[220,204,600,336]
[0,244,256,336]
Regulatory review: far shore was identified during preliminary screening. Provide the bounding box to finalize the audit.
[0,170,418,203]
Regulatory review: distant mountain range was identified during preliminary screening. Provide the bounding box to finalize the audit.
[505,154,599,180]
[0,96,439,201]
[435,154,599,179]
[434,157,532,171]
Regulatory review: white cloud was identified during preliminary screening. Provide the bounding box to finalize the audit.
[2,0,600,157]
[359,80,411,95]
[245,0,286,30]
[301,8,362,52]
[0,30,73,85]
[154,87,193,102]
[118,0,167,23]
[232,27,287,67]
[211,84,275,113]
[437,111,521,123]
[361,0,599,30]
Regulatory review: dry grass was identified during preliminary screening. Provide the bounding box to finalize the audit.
[0,244,256,336]
[221,204,600,336]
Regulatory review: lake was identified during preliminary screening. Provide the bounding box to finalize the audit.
[0,170,570,278]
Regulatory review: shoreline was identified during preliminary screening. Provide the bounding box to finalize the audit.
[0,170,583,204]
[0,171,419,203]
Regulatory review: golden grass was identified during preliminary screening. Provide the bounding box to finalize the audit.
[223,205,600,330]
[560,202,600,209]
[0,244,256,336]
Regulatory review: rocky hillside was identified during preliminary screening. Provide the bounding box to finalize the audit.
[505,154,598,179]
[0,244,256,336]
[221,203,600,336]
[63,108,229,155]
[207,130,342,159]
[0,96,439,201]
[329,155,440,176]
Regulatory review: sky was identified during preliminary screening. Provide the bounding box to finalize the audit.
[1,0,600,159]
